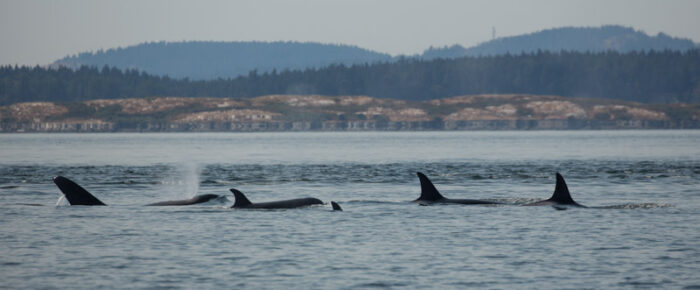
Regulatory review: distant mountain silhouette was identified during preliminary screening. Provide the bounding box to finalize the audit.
[421,25,697,59]
[52,26,697,80]
[53,41,393,80]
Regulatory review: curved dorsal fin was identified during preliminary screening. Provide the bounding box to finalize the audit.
[416,172,445,201]
[53,176,106,206]
[331,201,342,211]
[548,173,577,205]
[229,188,252,207]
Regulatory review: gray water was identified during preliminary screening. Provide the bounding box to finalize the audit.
[1,131,699,289]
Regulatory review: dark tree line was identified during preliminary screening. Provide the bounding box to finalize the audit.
[2,49,699,106]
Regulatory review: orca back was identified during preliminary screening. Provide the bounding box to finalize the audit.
[229,188,323,209]
[53,176,106,206]
[249,198,323,209]
[146,194,220,206]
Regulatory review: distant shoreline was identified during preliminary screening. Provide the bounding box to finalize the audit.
[2,94,698,133]
[2,119,699,133]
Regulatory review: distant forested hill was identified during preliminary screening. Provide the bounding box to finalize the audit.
[422,25,697,59]
[52,26,696,80]
[5,50,699,105]
[53,41,393,80]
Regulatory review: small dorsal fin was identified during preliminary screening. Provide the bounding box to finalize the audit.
[53,176,106,206]
[416,172,445,201]
[548,173,577,205]
[229,188,252,207]
[331,201,342,211]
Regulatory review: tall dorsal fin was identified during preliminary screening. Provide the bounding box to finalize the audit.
[229,188,252,207]
[547,173,578,205]
[416,172,445,201]
[53,176,106,206]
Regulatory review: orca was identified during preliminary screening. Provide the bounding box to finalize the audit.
[144,195,222,206]
[414,172,500,205]
[53,176,106,205]
[331,201,343,211]
[522,173,585,207]
[229,188,325,209]
[53,176,222,206]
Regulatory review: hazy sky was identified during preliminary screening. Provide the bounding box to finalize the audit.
[1,0,699,66]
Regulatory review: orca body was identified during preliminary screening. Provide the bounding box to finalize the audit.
[414,172,500,205]
[522,173,585,207]
[229,188,323,209]
[53,176,222,206]
[145,194,221,206]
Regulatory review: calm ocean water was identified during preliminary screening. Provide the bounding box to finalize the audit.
[1,131,699,289]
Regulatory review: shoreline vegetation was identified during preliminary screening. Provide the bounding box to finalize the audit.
[2,49,699,133]
[2,94,698,132]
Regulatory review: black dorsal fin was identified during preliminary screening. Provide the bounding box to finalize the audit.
[53,176,106,206]
[416,172,445,201]
[548,173,578,205]
[331,201,342,211]
[229,188,252,207]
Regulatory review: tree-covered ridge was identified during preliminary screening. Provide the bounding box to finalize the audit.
[422,25,698,59]
[2,49,699,106]
[51,27,697,80]
[53,41,393,80]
